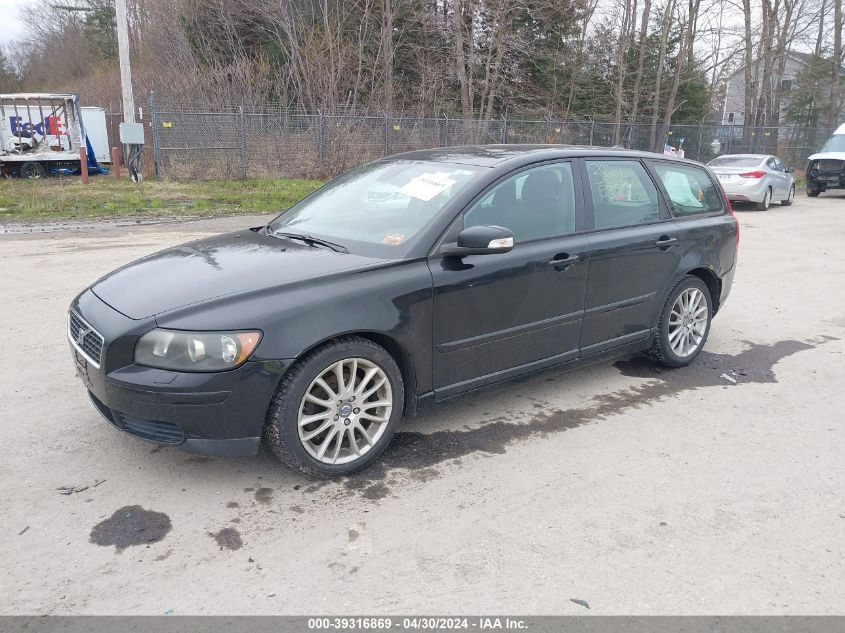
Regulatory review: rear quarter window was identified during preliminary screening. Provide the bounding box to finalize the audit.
[652,163,723,216]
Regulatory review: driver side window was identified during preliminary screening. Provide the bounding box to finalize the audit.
[463,162,576,243]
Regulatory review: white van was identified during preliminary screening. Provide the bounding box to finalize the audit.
[806,123,845,197]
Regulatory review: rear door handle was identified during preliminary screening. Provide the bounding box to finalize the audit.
[656,236,678,248]
[547,254,580,268]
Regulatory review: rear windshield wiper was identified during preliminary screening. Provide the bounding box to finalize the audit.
[271,231,349,253]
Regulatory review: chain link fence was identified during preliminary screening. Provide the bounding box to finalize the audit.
[135,94,835,180]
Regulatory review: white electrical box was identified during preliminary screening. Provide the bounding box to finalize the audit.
[119,122,144,145]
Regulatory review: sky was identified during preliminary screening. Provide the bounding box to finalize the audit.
[0,0,29,47]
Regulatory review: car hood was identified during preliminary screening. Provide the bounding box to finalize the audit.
[91,229,388,319]
[808,151,845,161]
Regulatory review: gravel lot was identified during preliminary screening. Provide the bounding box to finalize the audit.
[1,194,844,615]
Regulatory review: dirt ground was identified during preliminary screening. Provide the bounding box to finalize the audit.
[1,194,844,615]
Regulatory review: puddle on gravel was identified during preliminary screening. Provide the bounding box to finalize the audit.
[333,336,837,499]
[90,505,172,552]
[211,527,243,550]
[254,487,274,504]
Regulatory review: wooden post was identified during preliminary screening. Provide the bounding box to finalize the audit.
[80,147,89,185]
[111,147,121,180]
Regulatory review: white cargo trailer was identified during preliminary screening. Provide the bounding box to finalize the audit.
[0,93,108,178]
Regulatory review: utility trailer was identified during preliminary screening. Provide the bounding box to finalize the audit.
[0,93,108,178]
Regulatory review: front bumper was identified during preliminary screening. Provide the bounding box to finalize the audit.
[70,290,290,455]
[806,161,845,190]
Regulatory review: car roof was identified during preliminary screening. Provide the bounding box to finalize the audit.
[382,144,704,168]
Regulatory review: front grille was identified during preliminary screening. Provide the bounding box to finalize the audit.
[68,310,104,366]
[114,412,186,445]
[815,159,845,174]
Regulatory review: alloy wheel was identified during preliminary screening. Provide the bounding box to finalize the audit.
[668,288,708,358]
[297,358,393,465]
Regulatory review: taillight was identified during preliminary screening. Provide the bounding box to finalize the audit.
[726,195,739,247]
[738,170,766,178]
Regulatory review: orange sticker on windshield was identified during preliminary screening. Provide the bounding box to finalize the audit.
[383,233,405,245]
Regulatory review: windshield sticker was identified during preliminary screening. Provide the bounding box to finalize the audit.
[383,233,405,245]
[398,172,457,201]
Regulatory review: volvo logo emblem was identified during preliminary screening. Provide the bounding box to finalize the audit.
[339,404,353,417]
[76,326,90,347]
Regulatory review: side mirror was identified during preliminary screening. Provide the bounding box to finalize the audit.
[786,166,795,173]
[441,225,515,256]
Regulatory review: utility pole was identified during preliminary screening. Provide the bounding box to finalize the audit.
[114,0,143,181]
[115,0,135,125]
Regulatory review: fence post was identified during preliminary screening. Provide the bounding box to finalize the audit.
[79,146,89,184]
[697,124,704,161]
[442,115,448,147]
[149,90,160,180]
[384,114,389,157]
[317,110,325,166]
[501,115,507,144]
[589,119,595,145]
[238,104,246,180]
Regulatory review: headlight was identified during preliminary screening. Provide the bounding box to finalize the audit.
[134,329,262,372]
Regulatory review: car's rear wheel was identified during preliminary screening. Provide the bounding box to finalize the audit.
[646,276,712,368]
[264,336,404,477]
[755,186,772,210]
[781,185,795,206]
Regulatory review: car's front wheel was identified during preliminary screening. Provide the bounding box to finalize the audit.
[264,336,404,477]
[781,185,795,206]
[807,186,820,197]
[646,276,712,368]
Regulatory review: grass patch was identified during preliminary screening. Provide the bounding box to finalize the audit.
[0,176,323,222]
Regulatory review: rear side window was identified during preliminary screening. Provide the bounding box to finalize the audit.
[652,163,723,216]
[585,160,660,229]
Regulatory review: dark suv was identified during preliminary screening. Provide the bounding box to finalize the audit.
[69,146,738,476]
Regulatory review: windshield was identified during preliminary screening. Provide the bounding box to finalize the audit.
[708,156,763,167]
[820,134,845,153]
[267,160,483,256]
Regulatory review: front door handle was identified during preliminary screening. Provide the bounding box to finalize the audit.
[547,254,580,268]
[656,236,678,248]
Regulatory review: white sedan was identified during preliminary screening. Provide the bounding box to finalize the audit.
[708,154,796,210]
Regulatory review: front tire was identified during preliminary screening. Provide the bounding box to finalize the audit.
[755,186,772,210]
[264,336,404,477]
[646,276,712,368]
[781,185,795,206]
[807,187,820,197]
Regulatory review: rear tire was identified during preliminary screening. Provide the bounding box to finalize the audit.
[264,336,404,478]
[755,187,772,210]
[20,162,47,179]
[645,276,712,368]
[780,185,795,206]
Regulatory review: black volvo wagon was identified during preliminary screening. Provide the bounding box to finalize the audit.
[69,146,738,476]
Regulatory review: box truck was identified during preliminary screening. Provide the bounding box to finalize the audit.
[0,93,109,178]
